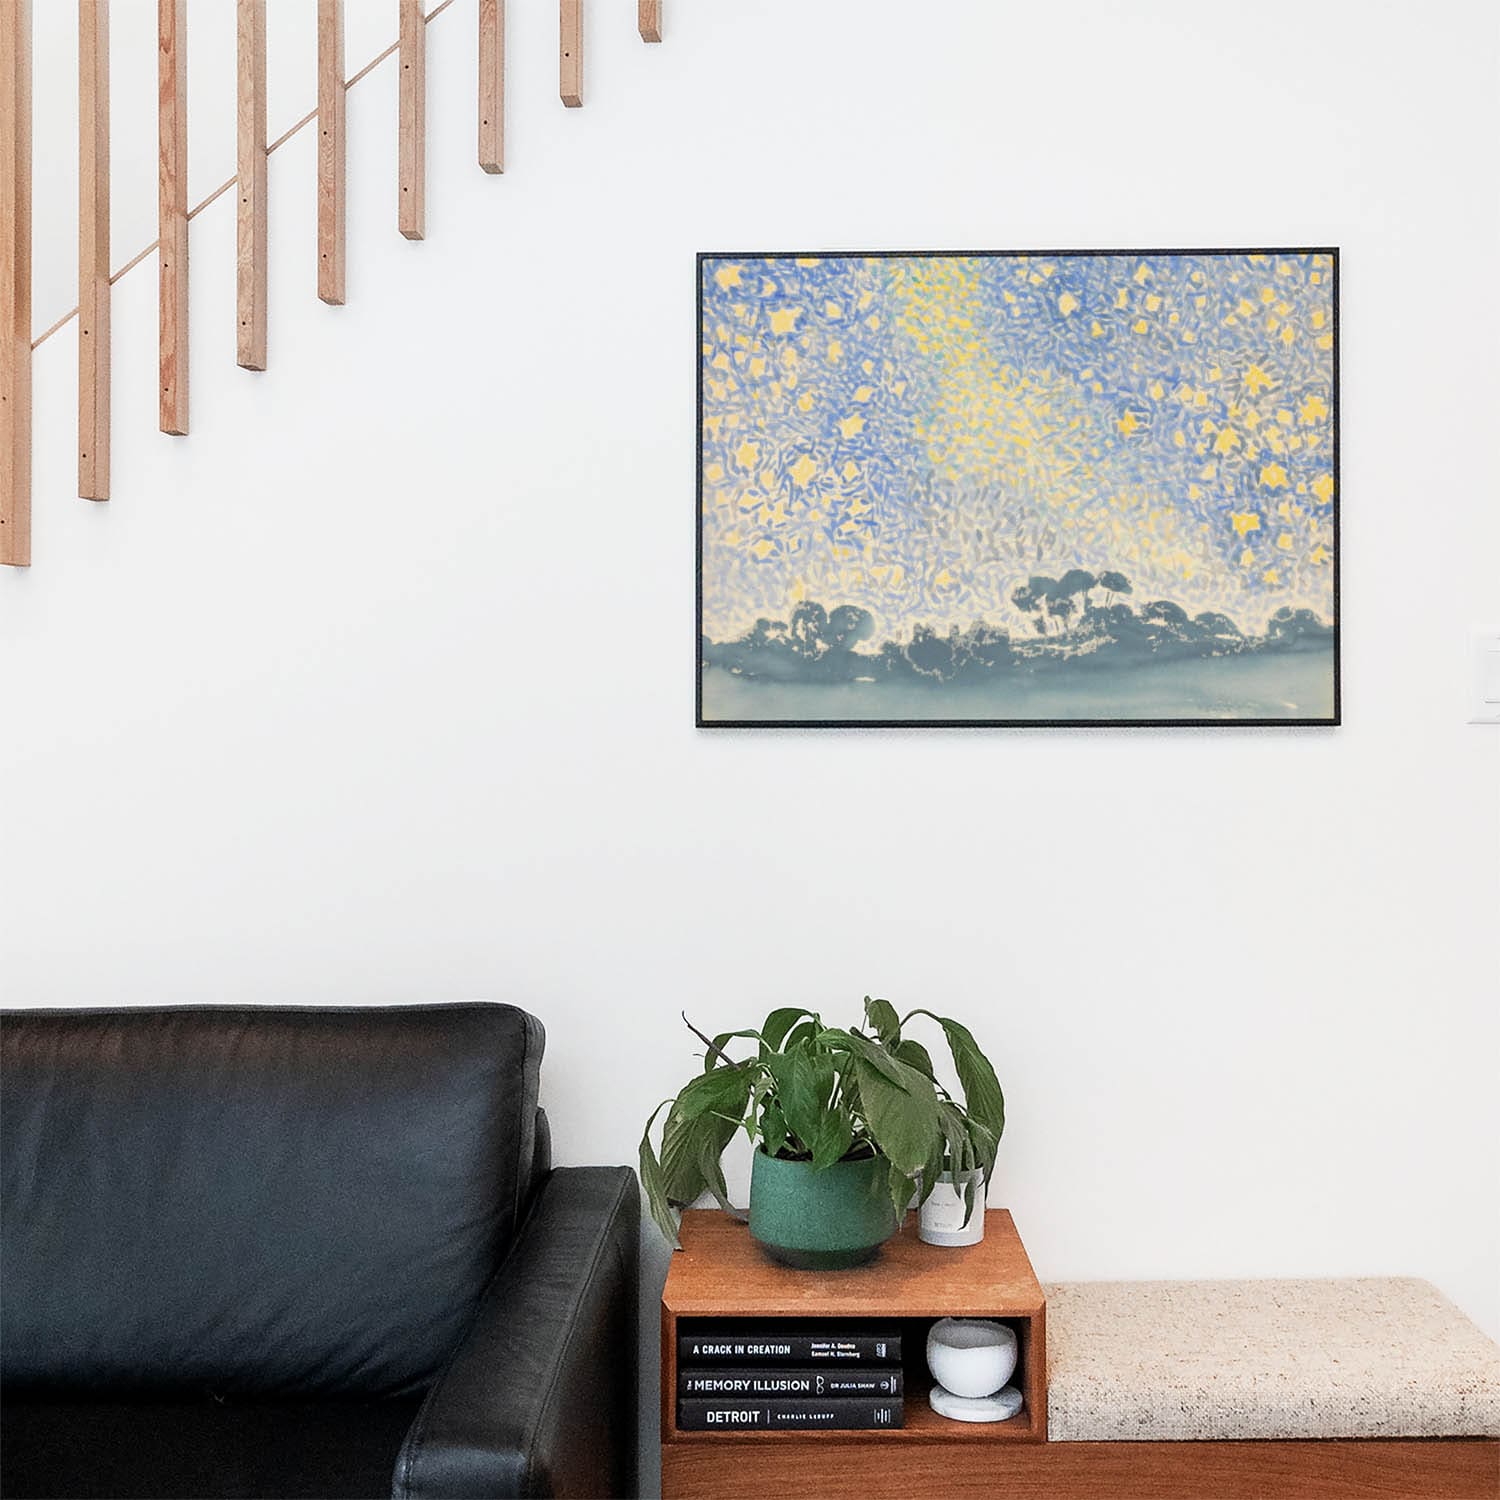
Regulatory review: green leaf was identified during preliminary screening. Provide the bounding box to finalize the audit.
[893,1038,936,1080]
[851,1053,939,1175]
[887,1158,915,1226]
[966,1116,999,1181]
[782,1019,819,1053]
[696,1127,737,1216]
[809,1106,854,1172]
[701,1030,762,1073]
[937,1101,971,1177]
[760,1098,789,1158]
[661,1074,743,1204]
[914,1132,945,1213]
[659,1108,706,1203]
[906,1009,1006,1146]
[674,1061,754,1123]
[639,1100,681,1248]
[834,1029,920,1091]
[764,1044,833,1154]
[760,1007,815,1054]
[864,997,901,1045]
[935,1101,990,1228]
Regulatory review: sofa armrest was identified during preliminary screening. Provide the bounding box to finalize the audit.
[394,1166,640,1500]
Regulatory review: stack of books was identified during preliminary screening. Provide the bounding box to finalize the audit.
[676,1326,904,1431]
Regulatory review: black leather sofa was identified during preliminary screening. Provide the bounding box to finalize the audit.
[0,1004,639,1500]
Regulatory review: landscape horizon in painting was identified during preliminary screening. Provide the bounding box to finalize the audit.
[698,250,1338,725]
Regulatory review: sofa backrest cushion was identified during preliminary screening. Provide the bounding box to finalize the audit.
[0,1004,543,1399]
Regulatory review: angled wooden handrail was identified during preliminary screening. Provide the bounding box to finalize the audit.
[32,0,457,356]
[9,0,668,567]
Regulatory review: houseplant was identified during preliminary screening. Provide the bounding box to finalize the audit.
[640,997,1005,1268]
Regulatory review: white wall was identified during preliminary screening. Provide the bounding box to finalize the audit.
[5,0,1498,1475]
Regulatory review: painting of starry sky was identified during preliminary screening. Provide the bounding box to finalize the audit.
[698,251,1337,725]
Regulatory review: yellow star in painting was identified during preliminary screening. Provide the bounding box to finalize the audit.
[790,455,818,487]
[1213,427,1241,455]
[840,414,865,440]
[769,308,801,335]
[1260,463,1289,489]
[1231,512,1261,537]
[1058,292,1080,316]
[1311,473,1335,504]
[1300,394,1329,425]
[1245,365,1273,395]
[735,440,760,469]
[714,265,743,291]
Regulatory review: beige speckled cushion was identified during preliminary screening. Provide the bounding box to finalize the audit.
[1042,1277,1500,1441]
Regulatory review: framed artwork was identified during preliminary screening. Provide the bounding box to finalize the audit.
[697,249,1339,727]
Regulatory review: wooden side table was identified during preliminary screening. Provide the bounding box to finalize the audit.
[661,1209,1046,1500]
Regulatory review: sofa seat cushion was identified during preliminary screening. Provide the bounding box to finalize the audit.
[0,1394,423,1500]
[1043,1277,1500,1441]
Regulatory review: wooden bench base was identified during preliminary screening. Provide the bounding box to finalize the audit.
[662,1436,1500,1499]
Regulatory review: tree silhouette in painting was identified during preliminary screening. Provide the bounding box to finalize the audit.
[700,565,1331,687]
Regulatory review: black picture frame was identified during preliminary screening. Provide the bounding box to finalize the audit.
[696,247,1340,730]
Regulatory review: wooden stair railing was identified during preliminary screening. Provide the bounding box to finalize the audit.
[1,0,664,568]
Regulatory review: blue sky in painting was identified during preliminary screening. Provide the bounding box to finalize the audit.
[700,253,1335,643]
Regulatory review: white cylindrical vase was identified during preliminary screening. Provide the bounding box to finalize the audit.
[918,1169,986,1246]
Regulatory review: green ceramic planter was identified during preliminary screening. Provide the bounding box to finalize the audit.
[748,1149,898,1270]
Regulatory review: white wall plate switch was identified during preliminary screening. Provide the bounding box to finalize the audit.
[1470,628,1500,724]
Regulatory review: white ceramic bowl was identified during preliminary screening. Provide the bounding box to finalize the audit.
[926,1317,1018,1399]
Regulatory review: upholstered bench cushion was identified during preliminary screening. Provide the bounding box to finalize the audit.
[1042,1277,1500,1441]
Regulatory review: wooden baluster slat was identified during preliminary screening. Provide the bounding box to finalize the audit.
[638,0,661,43]
[560,0,581,107]
[478,0,503,174]
[79,1,109,499]
[236,0,267,370]
[0,0,29,564]
[158,0,188,435]
[317,0,345,304]
[398,0,425,239]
